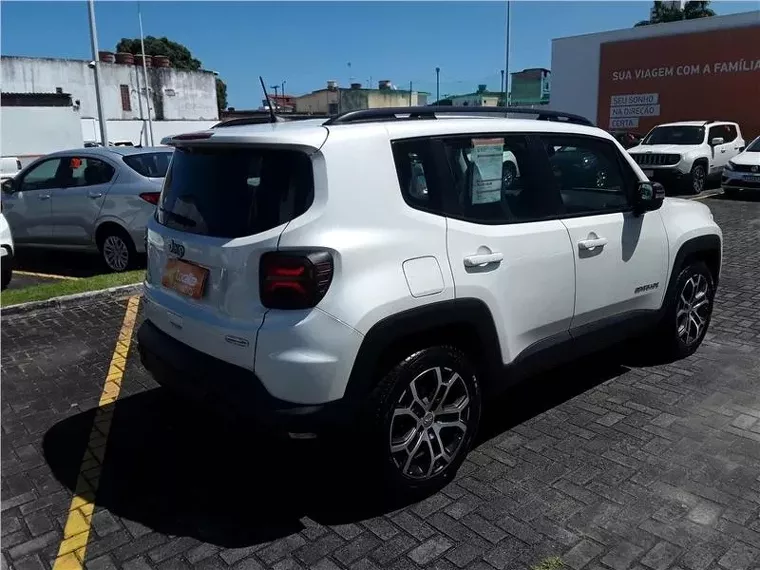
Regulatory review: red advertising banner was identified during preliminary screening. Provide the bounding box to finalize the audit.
[598,26,760,139]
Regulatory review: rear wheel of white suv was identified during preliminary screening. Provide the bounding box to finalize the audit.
[366,346,482,494]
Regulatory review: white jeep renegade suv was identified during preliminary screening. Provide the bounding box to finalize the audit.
[138,107,722,493]
[628,121,745,194]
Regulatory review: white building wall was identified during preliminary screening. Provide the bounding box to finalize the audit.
[1,107,83,163]
[550,11,760,125]
[81,119,218,146]
[1,56,218,121]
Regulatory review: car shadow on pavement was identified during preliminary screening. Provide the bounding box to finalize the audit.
[42,352,628,548]
[14,249,146,279]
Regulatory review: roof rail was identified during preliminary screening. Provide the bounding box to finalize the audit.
[323,106,594,127]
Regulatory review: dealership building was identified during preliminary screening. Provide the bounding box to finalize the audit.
[550,10,760,140]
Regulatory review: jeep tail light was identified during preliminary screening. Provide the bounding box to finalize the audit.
[260,251,333,309]
[140,192,160,205]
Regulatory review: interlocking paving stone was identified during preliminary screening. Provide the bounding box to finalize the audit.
[3,197,760,570]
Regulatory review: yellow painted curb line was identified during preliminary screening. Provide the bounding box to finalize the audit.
[52,296,140,570]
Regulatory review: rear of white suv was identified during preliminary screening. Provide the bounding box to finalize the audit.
[138,122,366,430]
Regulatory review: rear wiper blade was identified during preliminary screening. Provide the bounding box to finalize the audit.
[158,207,196,228]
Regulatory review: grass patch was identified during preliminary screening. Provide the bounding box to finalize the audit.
[1,270,144,307]
[531,557,564,570]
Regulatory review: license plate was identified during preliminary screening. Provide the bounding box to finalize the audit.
[643,169,654,177]
[161,259,208,299]
[744,174,760,183]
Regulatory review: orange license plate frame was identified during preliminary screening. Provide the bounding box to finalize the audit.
[161,259,209,299]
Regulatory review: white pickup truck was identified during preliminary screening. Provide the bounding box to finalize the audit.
[628,121,745,194]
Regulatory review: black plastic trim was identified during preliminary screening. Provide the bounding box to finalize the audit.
[665,234,722,295]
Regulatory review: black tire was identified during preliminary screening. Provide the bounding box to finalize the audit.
[98,227,135,273]
[502,161,517,189]
[1,254,12,291]
[689,163,707,194]
[364,346,482,495]
[654,261,715,360]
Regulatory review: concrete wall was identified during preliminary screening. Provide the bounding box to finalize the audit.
[1,106,83,164]
[294,88,425,114]
[81,119,218,146]
[550,11,760,125]
[450,94,501,107]
[1,56,218,122]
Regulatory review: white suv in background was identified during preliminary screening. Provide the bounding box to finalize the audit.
[722,136,760,198]
[138,107,722,494]
[628,121,745,194]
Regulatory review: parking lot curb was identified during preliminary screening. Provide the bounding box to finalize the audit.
[1,283,143,317]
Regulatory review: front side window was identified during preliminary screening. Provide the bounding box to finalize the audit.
[539,135,631,215]
[642,126,705,146]
[18,158,63,191]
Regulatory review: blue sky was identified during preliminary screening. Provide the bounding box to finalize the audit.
[1,1,757,107]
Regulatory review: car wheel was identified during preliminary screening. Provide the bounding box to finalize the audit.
[1,255,12,291]
[502,161,517,189]
[655,261,715,360]
[99,228,135,272]
[366,346,482,495]
[690,163,706,194]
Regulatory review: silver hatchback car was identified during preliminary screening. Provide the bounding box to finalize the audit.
[1,146,173,271]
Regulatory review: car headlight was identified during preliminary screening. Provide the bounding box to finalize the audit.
[725,161,736,171]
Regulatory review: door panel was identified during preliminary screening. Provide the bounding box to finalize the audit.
[51,157,115,245]
[562,211,669,329]
[428,133,576,366]
[3,158,63,244]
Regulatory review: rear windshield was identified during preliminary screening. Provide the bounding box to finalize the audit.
[123,152,173,178]
[156,147,314,238]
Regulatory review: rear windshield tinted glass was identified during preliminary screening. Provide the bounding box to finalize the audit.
[123,152,173,178]
[157,147,314,238]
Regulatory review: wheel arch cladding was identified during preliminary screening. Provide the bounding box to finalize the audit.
[344,298,503,404]
[667,234,722,302]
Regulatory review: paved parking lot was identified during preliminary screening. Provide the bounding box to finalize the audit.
[3,194,760,570]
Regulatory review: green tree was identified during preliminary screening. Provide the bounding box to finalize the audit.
[635,1,715,27]
[115,36,228,113]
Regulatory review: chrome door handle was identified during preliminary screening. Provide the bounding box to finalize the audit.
[463,252,503,267]
[578,237,608,250]
[38,193,51,201]
[88,192,103,199]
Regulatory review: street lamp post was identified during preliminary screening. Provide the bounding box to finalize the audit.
[87,0,108,146]
[281,80,286,108]
[435,67,440,104]
[504,0,512,107]
[501,69,505,105]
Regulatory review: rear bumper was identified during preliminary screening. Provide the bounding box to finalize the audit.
[137,319,351,433]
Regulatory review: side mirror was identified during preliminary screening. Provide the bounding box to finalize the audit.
[710,137,725,146]
[634,180,665,214]
[1,178,15,194]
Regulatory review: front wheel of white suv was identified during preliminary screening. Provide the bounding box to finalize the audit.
[655,261,715,360]
[366,346,482,495]
[689,163,707,194]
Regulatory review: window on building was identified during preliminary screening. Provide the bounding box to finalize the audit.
[120,85,132,111]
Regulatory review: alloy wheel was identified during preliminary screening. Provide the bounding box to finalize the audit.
[103,235,129,271]
[676,273,710,346]
[692,166,705,193]
[389,366,472,480]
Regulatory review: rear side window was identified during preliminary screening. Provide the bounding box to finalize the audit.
[123,152,173,178]
[157,147,314,238]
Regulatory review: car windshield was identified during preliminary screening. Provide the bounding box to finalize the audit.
[642,126,705,146]
[123,152,173,178]
[746,138,760,152]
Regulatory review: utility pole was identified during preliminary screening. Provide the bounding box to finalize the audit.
[138,1,154,146]
[435,67,440,104]
[87,0,108,146]
[501,69,505,105]
[281,80,286,104]
[409,81,413,106]
[504,0,511,107]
